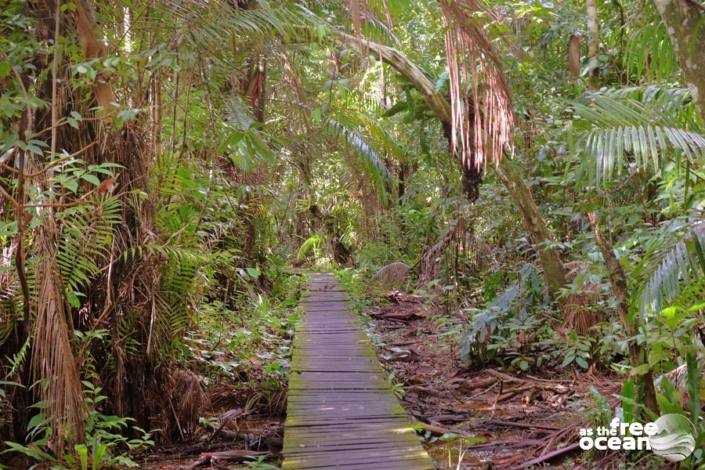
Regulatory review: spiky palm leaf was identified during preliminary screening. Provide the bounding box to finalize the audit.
[323,116,390,194]
[638,220,705,316]
[165,0,322,65]
[574,89,705,183]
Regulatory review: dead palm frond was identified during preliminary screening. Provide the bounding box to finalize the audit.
[344,0,397,43]
[440,0,514,174]
[32,219,85,454]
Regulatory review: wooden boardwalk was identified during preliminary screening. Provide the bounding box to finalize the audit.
[282,273,434,469]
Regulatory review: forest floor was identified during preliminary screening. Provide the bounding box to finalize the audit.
[139,280,624,470]
[366,291,623,469]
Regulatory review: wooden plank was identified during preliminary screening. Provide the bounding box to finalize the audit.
[282,273,433,469]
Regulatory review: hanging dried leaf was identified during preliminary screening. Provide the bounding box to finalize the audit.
[32,220,85,454]
[440,0,514,173]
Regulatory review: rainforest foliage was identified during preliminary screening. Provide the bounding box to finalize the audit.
[1,0,705,468]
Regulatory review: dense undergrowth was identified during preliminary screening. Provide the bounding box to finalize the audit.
[2,0,705,468]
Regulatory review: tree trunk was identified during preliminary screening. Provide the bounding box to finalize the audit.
[341,33,568,296]
[587,212,658,413]
[586,0,600,87]
[338,32,452,124]
[496,160,567,297]
[655,0,705,120]
[75,0,116,115]
[568,34,581,80]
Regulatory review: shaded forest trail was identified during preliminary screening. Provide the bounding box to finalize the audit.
[4,0,705,469]
[282,273,433,469]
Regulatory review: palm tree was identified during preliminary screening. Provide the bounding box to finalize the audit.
[338,2,569,296]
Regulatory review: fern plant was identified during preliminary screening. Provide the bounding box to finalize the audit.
[57,194,122,307]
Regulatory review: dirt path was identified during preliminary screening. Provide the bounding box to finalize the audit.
[282,273,433,469]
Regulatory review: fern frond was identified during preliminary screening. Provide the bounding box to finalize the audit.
[297,235,321,261]
[57,194,122,295]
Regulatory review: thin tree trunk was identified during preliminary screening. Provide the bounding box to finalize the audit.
[587,212,658,413]
[568,33,581,80]
[586,0,600,87]
[496,160,567,297]
[655,0,705,120]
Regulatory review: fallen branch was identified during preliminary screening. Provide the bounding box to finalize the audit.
[518,443,580,468]
[483,418,560,432]
[210,408,245,439]
[189,450,268,469]
[418,422,474,437]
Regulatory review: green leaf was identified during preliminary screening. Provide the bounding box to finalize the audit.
[75,444,89,470]
[62,178,79,193]
[621,379,636,424]
[0,221,18,238]
[81,174,101,186]
[245,267,260,278]
[115,108,141,128]
[657,377,685,415]
[561,354,574,367]
[0,62,11,79]
[67,291,81,308]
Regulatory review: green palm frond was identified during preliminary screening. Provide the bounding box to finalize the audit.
[574,91,705,183]
[591,86,693,114]
[639,220,705,316]
[151,255,199,356]
[297,235,321,261]
[323,116,391,189]
[166,1,323,64]
[624,13,679,80]
[333,110,408,163]
[119,243,205,358]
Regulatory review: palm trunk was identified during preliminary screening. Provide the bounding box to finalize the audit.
[341,33,568,297]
